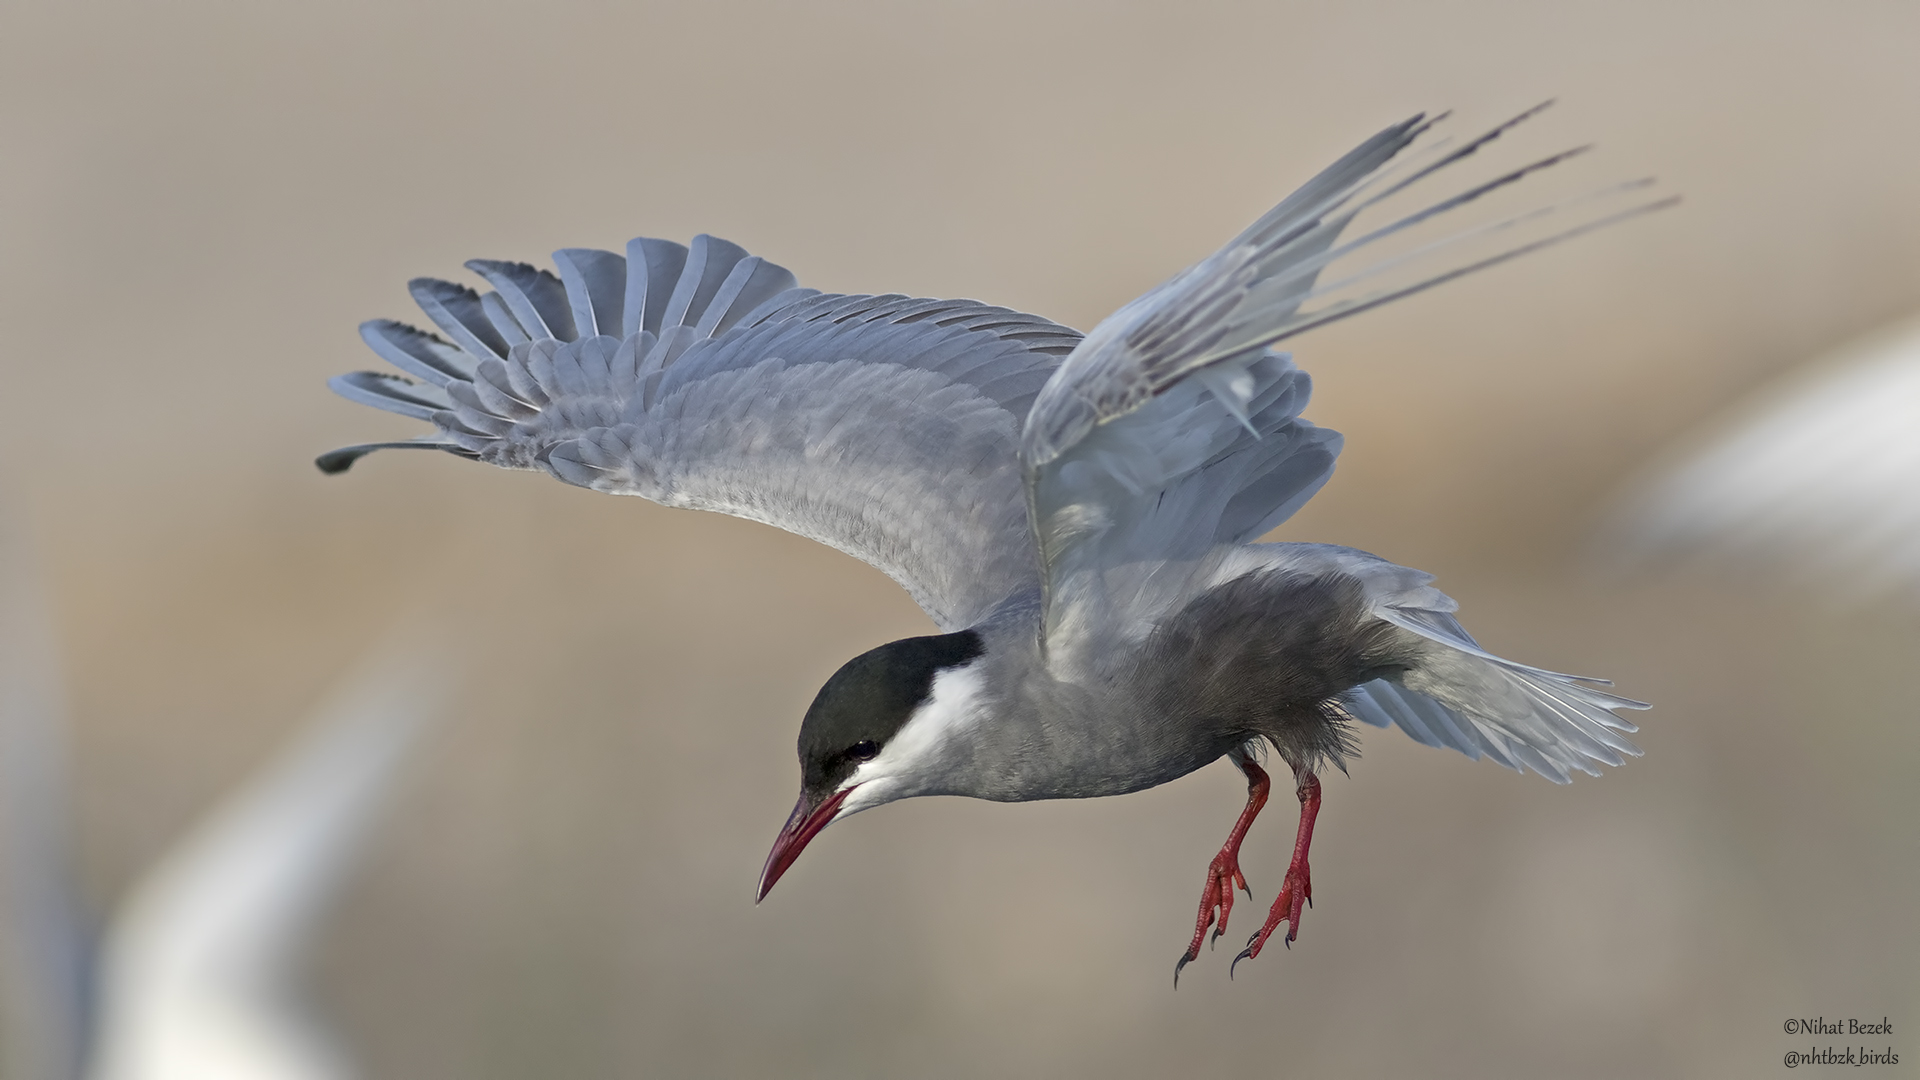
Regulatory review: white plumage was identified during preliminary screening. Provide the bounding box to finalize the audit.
[1607,314,1920,602]
[84,653,447,1080]
[0,514,448,1080]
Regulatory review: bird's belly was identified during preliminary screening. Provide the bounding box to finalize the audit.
[970,716,1244,802]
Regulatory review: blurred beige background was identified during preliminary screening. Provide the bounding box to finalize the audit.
[3,1,1917,1076]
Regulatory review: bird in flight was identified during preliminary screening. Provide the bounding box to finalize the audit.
[321,105,1663,983]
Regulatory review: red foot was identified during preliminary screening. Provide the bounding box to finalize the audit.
[1232,767,1320,977]
[1174,753,1269,987]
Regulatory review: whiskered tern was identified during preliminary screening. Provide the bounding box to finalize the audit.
[321,105,1664,981]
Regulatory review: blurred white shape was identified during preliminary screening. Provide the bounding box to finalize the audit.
[85,650,448,1080]
[0,495,449,1080]
[1606,314,1920,602]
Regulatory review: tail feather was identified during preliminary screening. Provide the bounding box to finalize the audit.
[1332,545,1648,784]
[1347,670,1640,785]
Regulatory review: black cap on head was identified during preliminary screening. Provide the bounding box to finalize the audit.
[761,629,987,902]
[797,629,984,799]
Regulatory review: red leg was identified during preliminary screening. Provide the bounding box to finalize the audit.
[1174,750,1270,987]
[1232,765,1320,976]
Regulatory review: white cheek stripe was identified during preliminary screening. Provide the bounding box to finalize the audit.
[834,663,988,816]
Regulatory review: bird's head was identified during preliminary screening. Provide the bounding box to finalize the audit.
[757,629,987,900]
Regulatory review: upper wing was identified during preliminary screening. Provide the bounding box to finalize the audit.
[1024,347,1345,654]
[1604,313,1920,603]
[323,237,1080,631]
[1022,106,1674,649]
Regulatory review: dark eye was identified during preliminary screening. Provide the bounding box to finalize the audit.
[848,739,880,762]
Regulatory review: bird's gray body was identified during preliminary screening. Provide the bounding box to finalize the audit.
[323,108,1659,862]
[920,562,1397,802]
[862,537,1637,808]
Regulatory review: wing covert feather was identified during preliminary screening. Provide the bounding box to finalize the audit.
[551,359,1035,628]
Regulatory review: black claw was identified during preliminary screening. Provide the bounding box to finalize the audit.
[1230,942,1257,979]
[1174,951,1194,989]
[1307,896,1313,909]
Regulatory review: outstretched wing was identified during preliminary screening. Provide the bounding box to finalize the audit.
[323,236,1080,631]
[1022,106,1674,650]
[1023,346,1346,656]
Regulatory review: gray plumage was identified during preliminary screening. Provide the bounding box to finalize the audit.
[323,107,1663,965]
